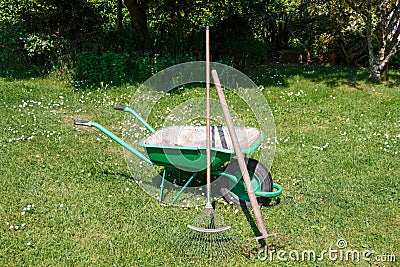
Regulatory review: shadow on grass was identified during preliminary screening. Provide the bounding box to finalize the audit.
[239,196,282,249]
[102,169,133,180]
[250,64,399,89]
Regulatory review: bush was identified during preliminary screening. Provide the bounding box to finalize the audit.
[0,24,24,76]
[0,23,62,77]
[74,51,199,87]
[211,15,266,68]
[391,52,400,68]
[75,51,128,87]
[0,0,115,78]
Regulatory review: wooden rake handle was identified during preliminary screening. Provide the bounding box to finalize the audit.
[205,26,211,203]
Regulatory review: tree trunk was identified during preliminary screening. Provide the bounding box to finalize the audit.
[369,58,381,79]
[349,0,400,80]
[366,14,380,79]
[369,53,391,80]
[124,0,149,49]
[117,0,123,29]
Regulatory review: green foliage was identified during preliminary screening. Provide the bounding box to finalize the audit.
[128,53,177,82]
[75,51,199,87]
[312,33,337,56]
[0,23,58,77]
[392,52,400,67]
[21,33,58,68]
[1,0,398,79]
[288,38,307,53]
[0,0,116,77]
[0,0,36,22]
[75,51,128,87]
[0,24,24,76]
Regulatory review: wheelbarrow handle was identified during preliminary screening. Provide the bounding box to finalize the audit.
[114,105,126,111]
[114,105,156,133]
[74,119,153,165]
[74,120,91,126]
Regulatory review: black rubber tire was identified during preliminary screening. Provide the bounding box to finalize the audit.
[220,158,272,208]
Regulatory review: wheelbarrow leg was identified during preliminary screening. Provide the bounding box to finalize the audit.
[170,173,197,205]
[159,169,167,204]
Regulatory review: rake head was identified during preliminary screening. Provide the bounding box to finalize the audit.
[179,205,242,259]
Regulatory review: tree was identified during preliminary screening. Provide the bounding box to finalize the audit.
[124,0,150,49]
[347,0,400,79]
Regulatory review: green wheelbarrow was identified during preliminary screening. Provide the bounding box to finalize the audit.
[74,106,282,208]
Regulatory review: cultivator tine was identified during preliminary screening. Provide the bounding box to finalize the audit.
[248,232,286,256]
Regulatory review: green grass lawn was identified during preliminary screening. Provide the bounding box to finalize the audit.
[0,65,399,266]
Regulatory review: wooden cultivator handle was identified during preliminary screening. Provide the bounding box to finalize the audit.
[211,69,286,254]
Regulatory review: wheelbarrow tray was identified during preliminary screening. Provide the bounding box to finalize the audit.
[139,125,263,172]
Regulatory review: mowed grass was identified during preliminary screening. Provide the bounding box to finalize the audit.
[0,65,399,266]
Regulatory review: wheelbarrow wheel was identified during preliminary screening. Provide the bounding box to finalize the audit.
[220,158,272,208]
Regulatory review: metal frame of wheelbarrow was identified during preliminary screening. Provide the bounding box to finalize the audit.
[74,105,282,206]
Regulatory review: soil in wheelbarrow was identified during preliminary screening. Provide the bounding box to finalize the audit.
[139,125,262,173]
[141,125,261,150]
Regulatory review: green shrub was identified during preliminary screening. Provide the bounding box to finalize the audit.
[391,52,400,68]
[75,51,128,87]
[74,51,200,87]
[129,52,198,81]
[0,11,60,77]
[0,24,24,76]
[0,24,57,77]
